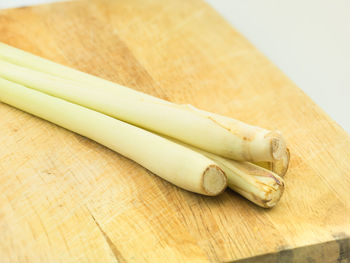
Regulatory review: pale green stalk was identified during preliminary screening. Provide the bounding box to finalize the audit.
[0,43,162,103]
[0,48,286,162]
[0,77,227,196]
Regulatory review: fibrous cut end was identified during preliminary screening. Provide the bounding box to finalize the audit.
[202,165,227,196]
[264,178,285,208]
[272,148,290,177]
[267,130,287,161]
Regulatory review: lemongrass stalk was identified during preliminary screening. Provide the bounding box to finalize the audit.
[254,148,290,177]
[0,55,286,162]
[178,144,284,207]
[0,77,227,196]
[223,161,284,208]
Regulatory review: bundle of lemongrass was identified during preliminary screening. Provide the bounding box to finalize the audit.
[0,42,289,208]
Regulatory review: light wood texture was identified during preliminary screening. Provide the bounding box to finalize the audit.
[1,0,350,262]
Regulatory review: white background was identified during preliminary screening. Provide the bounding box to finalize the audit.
[1,0,349,133]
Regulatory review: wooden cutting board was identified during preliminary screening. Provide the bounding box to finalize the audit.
[1,0,350,262]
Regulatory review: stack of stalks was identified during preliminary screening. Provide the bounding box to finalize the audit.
[0,42,290,208]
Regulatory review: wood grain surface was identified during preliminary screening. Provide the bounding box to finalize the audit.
[1,0,350,262]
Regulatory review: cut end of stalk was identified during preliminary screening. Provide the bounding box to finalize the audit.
[264,177,285,208]
[254,148,290,177]
[202,165,227,196]
[227,162,285,208]
[272,148,290,177]
[267,131,286,161]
